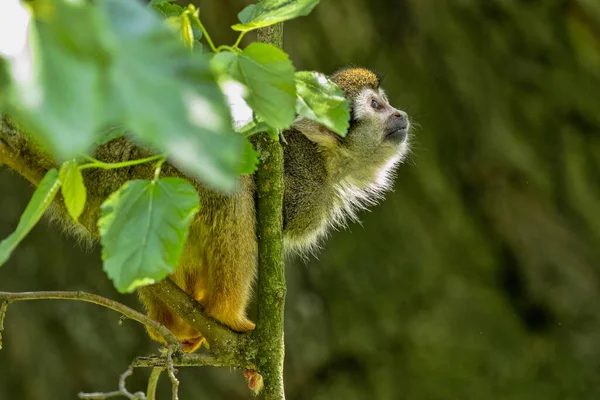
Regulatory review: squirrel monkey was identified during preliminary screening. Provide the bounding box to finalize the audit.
[0,68,410,353]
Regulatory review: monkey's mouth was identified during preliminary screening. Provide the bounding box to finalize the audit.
[385,127,408,142]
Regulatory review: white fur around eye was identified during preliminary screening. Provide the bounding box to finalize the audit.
[353,89,378,120]
[378,88,389,103]
[353,88,392,120]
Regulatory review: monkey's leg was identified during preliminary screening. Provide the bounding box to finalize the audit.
[200,237,256,332]
[201,263,256,333]
[199,193,257,333]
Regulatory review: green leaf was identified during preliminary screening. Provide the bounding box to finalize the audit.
[150,0,174,6]
[232,0,320,32]
[152,2,202,45]
[98,178,200,293]
[94,125,126,146]
[0,60,8,111]
[238,120,272,137]
[295,71,350,136]
[5,4,107,161]
[213,43,296,129]
[237,119,279,141]
[99,0,242,191]
[3,0,241,190]
[59,161,87,221]
[239,139,259,174]
[0,169,61,266]
[237,4,256,24]
[188,12,204,45]
[42,0,110,62]
[153,3,184,18]
[180,13,193,49]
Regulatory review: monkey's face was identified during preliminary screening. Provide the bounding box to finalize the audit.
[337,86,410,185]
[347,86,409,151]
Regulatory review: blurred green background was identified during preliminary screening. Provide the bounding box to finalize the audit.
[2,0,600,399]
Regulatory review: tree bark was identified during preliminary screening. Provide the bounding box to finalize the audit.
[253,22,287,400]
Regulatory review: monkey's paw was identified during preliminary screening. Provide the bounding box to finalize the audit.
[179,335,209,353]
[244,370,264,395]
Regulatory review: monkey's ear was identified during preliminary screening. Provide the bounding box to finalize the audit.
[292,118,340,149]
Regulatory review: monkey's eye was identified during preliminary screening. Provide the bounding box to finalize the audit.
[371,99,382,110]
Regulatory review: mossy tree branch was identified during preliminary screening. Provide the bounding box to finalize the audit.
[252,21,287,400]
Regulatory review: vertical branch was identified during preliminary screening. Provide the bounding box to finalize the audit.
[254,22,287,400]
[146,368,162,400]
[0,301,8,350]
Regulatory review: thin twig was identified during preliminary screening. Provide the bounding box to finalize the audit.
[166,349,180,400]
[77,391,128,399]
[146,368,162,400]
[79,366,146,400]
[0,291,179,349]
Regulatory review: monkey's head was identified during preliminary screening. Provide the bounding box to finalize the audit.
[294,67,410,191]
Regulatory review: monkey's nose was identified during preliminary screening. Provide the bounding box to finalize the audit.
[392,110,409,128]
[385,110,409,142]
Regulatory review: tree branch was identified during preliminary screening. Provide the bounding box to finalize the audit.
[0,290,180,349]
[131,350,251,369]
[145,278,251,361]
[253,22,287,400]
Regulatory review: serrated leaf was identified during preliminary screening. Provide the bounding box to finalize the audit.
[232,0,320,32]
[98,178,200,293]
[0,169,60,266]
[239,139,259,174]
[59,161,86,221]
[295,71,350,136]
[99,0,242,191]
[213,43,296,129]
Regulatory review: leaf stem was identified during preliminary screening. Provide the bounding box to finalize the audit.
[79,155,165,171]
[233,31,247,49]
[196,20,217,53]
[152,158,166,182]
[215,45,241,53]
